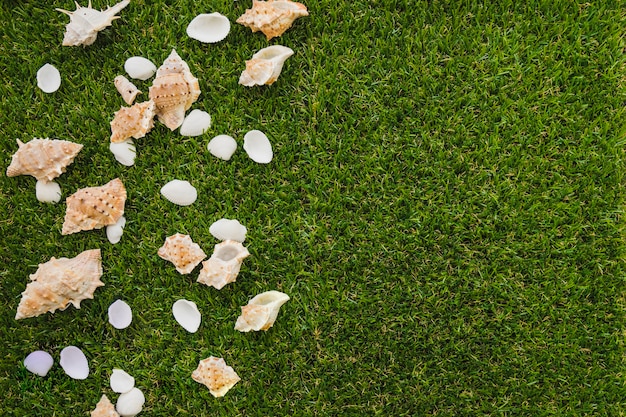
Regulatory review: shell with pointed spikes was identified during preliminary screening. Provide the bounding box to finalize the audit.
[114,75,141,105]
[234,290,290,332]
[62,178,127,235]
[158,233,206,274]
[15,249,104,320]
[56,0,131,47]
[110,100,156,143]
[91,394,120,417]
[236,0,308,40]
[197,240,250,290]
[6,138,83,182]
[192,356,240,398]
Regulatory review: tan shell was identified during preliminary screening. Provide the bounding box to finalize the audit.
[148,49,200,130]
[192,356,240,398]
[234,290,290,332]
[114,75,141,105]
[56,0,131,47]
[15,249,104,320]
[62,178,127,235]
[6,138,83,182]
[158,233,206,274]
[91,395,119,417]
[239,45,294,87]
[236,0,309,40]
[110,100,156,143]
[197,240,250,290]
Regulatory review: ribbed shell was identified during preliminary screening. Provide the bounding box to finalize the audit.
[192,357,240,398]
[197,240,250,290]
[236,0,309,40]
[157,233,206,274]
[56,0,131,47]
[91,395,119,417]
[6,138,83,182]
[110,100,156,143]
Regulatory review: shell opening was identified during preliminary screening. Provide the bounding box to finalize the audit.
[215,244,241,262]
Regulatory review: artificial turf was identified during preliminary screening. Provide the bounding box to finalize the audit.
[0,0,624,415]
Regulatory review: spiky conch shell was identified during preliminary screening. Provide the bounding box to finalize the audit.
[158,233,207,274]
[192,356,241,398]
[62,178,127,235]
[91,395,120,417]
[15,249,104,320]
[148,49,200,130]
[56,0,131,47]
[236,0,309,40]
[110,100,156,143]
[6,138,83,182]
[197,240,250,290]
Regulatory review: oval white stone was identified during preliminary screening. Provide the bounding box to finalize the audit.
[160,180,197,206]
[209,218,247,242]
[243,130,273,163]
[60,346,89,380]
[124,56,157,81]
[24,350,54,377]
[180,109,211,137]
[207,134,237,160]
[110,368,135,393]
[187,13,231,43]
[172,299,201,333]
[110,139,136,166]
[35,180,61,203]
[108,299,132,329]
[116,387,145,416]
[37,63,61,93]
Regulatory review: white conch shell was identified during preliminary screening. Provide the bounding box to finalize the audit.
[91,395,120,417]
[243,130,273,163]
[36,180,62,204]
[207,134,237,160]
[109,138,136,166]
[124,56,157,80]
[114,75,141,105]
[15,249,104,320]
[56,0,131,47]
[234,290,290,332]
[60,345,90,380]
[160,179,197,206]
[157,233,206,274]
[237,0,309,40]
[192,356,240,398]
[24,351,54,377]
[37,64,61,93]
[172,299,202,333]
[116,387,145,416]
[239,45,294,87]
[179,109,211,137]
[6,138,83,182]
[209,218,247,242]
[108,299,132,329]
[197,240,250,290]
[110,100,156,143]
[149,49,201,130]
[110,368,135,393]
[187,13,231,43]
[62,178,127,235]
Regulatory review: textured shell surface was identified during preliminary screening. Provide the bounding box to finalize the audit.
[243,130,273,163]
[114,75,141,105]
[24,351,54,377]
[91,395,120,417]
[110,368,135,393]
[124,56,157,80]
[207,134,237,160]
[157,233,206,274]
[116,387,145,416]
[110,100,156,143]
[179,109,211,137]
[37,63,61,93]
[6,138,83,182]
[192,356,240,397]
[60,346,89,380]
[172,299,202,332]
[160,179,198,206]
[197,240,250,290]
[209,218,247,242]
[187,13,231,43]
[62,178,127,235]
[15,249,104,320]
[108,298,132,329]
[234,290,290,332]
[56,0,131,47]
[36,180,62,204]
[109,138,136,166]
[236,0,309,40]
[239,45,294,87]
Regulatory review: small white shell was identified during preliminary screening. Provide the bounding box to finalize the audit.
[243,130,273,163]
[35,180,62,203]
[24,350,54,377]
[108,299,132,329]
[179,109,211,137]
[116,387,145,417]
[106,215,127,244]
[172,299,201,333]
[187,12,231,43]
[160,180,198,206]
[37,64,61,93]
[209,218,247,242]
[207,135,237,160]
[109,138,136,166]
[60,346,89,380]
[124,56,157,81]
[110,368,135,393]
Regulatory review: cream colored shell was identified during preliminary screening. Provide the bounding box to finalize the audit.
[234,290,290,332]
[6,138,83,182]
[110,100,156,143]
[114,75,141,105]
[157,233,206,274]
[56,0,131,47]
[236,0,309,40]
[197,240,250,290]
[192,356,240,397]
[239,45,294,87]
[91,394,120,417]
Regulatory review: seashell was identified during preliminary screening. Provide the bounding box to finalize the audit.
[24,350,54,377]
[15,249,104,320]
[106,215,126,244]
[172,299,202,333]
[179,109,211,137]
[234,290,290,332]
[110,100,156,143]
[124,56,157,81]
[149,49,201,130]
[56,0,131,47]
[236,0,309,40]
[110,368,135,393]
[60,345,89,380]
[209,218,247,242]
[197,240,250,290]
[91,395,120,417]
[243,130,273,163]
[116,387,145,417]
[6,138,83,182]
[108,299,132,329]
[36,180,62,204]
[37,63,61,93]
[239,45,294,87]
[192,356,240,398]
[62,178,127,235]
[109,138,136,166]
[157,233,206,274]
[187,12,231,43]
[160,179,197,206]
[114,75,141,105]
[207,134,237,161]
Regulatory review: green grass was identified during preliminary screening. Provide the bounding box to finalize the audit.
[0,0,625,415]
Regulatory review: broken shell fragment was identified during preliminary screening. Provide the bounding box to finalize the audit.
[106,215,126,244]
[187,13,231,43]
[158,233,206,274]
[243,130,273,163]
[110,368,135,393]
[110,100,156,143]
[160,179,197,206]
[37,63,61,93]
[235,290,290,332]
[209,218,247,242]
[207,134,237,160]
[197,240,250,290]
[172,299,202,333]
[116,387,145,417]
[91,395,120,417]
[124,56,157,81]
[109,139,136,166]
[114,75,141,105]
[24,350,54,377]
[239,45,294,87]
[237,0,309,40]
[56,0,131,47]
[36,180,62,203]
[60,345,89,380]
[179,109,211,137]
[108,299,132,329]
[6,138,83,182]
[192,356,240,398]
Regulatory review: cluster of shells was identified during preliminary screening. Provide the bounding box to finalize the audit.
[10,0,309,414]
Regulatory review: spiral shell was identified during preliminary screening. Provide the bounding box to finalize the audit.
[91,395,119,417]
[6,138,83,182]
[192,356,240,398]
[110,100,156,143]
[236,0,309,40]
[197,240,250,290]
[56,0,131,47]
[158,233,206,274]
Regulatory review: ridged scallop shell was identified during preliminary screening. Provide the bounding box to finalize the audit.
[197,240,250,290]
[62,178,127,235]
[6,138,83,182]
[114,75,141,105]
[56,0,131,47]
[158,233,206,274]
[192,356,240,398]
[239,45,294,87]
[236,0,309,40]
[148,49,200,130]
[15,249,104,320]
[110,100,156,143]
[91,395,120,417]
[234,290,290,332]
[160,179,197,206]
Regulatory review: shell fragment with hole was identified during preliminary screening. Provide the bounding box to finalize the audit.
[109,139,136,166]
[239,45,294,87]
[6,138,83,182]
[179,109,211,137]
[56,0,131,47]
[124,56,157,80]
[243,130,273,163]
[24,351,54,377]
[91,395,120,417]
[160,179,197,206]
[15,249,103,320]
[192,356,240,398]
[207,134,237,160]
[114,75,141,105]
[36,180,62,203]
[158,233,207,274]
[187,13,231,43]
[37,64,61,93]
[62,178,127,235]
[60,345,90,380]
[110,100,156,143]
[197,240,250,290]
[172,299,202,333]
[235,290,290,332]
[236,0,308,40]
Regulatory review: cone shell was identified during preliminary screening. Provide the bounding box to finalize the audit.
[114,75,141,105]
[56,0,131,47]
[197,240,250,290]
[192,357,240,398]
[110,100,156,143]
[236,0,309,40]
[158,233,206,274]
[61,178,127,235]
[6,138,83,182]
[15,249,104,320]
[234,290,290,332]
[91,395,120,417]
